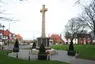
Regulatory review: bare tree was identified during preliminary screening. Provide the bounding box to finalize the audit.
[65,17,87,56]
[0,0,25,21]
[65,0,95,39]
[84,0,95,36]
[65,17,87,39]
[75,0,95,39]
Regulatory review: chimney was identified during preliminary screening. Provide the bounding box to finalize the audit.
[59,34,62,38]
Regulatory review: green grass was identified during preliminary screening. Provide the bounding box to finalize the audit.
[51,45,69,50]
[0,50,69,64]
[51,44,95,60]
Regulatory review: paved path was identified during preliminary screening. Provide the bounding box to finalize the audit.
[8,50,95,64]
[50,50,95,64]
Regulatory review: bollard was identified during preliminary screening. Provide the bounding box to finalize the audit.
[28,53,30,61]
[16,53,18,58]
[47,56,50,60]
[47,54,50,60]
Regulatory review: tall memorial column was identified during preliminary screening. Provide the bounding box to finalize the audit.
[40,5,47,38]
[37,5,50,48]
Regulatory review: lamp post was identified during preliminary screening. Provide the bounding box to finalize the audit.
[7,30,10,46]
[2,25,5,44]
[0,24,5,42]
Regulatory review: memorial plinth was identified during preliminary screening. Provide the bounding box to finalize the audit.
[37,37,50,47]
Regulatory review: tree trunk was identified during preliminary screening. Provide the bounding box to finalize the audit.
[94,23,95,39]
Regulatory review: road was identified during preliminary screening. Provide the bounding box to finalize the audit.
[4,44,32,50]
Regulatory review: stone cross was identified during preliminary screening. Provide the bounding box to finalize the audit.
[40,5,48,38]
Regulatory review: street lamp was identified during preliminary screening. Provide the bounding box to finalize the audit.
[7,29,10,46]
[0,24,5,41]
[2,25,5,44]
[2,25,5,37]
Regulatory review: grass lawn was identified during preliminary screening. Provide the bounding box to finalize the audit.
[0,50,69,64]
[51,44,95,60]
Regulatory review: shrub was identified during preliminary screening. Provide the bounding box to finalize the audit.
[69,41,74,51]
[38,43,47,60]
[32,42,36,49]
[39,43,45,53]
[67,40,76,56]
[13,39,19,52]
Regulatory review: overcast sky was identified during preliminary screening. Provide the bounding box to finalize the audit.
[0,0,90,40]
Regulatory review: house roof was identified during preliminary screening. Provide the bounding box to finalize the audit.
[16,34,23,40]
[0,30,23,40]
[0,30,11,36]
[50,34,64,43]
